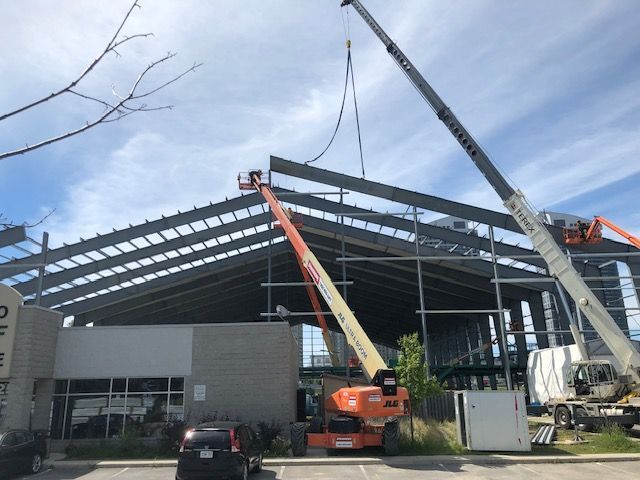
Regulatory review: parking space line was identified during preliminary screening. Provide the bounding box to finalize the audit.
[596,462,628,474]
[110,468,129,478]
[359,464,371,480]
[19,467,52,480]
[276,465,285,479]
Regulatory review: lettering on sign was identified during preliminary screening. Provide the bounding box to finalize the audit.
[384,400,399,408]
[0,382,8,395]
[0,285,22,378]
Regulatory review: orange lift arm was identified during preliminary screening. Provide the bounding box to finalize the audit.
[588,216,640,249]
[243,170,396,389]
[293,250,341,367]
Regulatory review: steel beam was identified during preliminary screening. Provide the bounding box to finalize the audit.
[270,156,639,256]
[0,192,265,279]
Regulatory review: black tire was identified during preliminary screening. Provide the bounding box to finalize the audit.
[27,452,42,474]
[554,405,571,429]
[290,422,307,457]
[236,461,248,480]
[383,417,400,456]
[309,416,324,433]
[575,407,593,432]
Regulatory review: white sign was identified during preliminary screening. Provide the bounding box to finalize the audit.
[194,384,206,401]
[0,285,22,379]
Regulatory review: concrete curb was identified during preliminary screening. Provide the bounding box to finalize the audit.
[51,453,640,469]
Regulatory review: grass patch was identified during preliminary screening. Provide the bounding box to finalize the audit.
[530,422,640,455]
[399,417,465,455]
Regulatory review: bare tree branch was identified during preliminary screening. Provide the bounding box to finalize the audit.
[1,208,56,229]
[0,56,200,160]
[0,1,201,161]
[0,1,144,122]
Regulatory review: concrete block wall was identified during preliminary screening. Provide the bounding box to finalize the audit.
[0,306,61,431]
[186,322,297,429]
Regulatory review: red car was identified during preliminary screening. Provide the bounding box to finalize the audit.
[0,430,47,476]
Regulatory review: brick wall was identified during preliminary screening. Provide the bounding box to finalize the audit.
[0,306,61,430]
[185,322,297,429]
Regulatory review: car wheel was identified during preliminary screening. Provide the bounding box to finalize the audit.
[252,453,263,473]
[236,461,249,480]
[30,452,43,474]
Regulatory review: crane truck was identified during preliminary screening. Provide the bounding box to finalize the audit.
[239,171,410,455]
[342,0,640,429]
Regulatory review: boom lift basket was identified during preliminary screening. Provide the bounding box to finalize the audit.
[238,171,269,190]
[563,224,603,245]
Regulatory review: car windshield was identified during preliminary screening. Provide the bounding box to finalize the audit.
[184,430,230,450]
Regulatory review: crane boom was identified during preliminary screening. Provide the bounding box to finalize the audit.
[246,171,395,388]
[343,0,640,384]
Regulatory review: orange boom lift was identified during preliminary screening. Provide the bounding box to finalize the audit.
[564,216,640,249]
[239,171,409,455]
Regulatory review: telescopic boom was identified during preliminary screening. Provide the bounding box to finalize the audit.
[342,0,640,383]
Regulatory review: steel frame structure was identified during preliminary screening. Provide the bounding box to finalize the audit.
[1,159,638,386]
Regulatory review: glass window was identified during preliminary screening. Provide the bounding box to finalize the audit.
[69,379,111,394]
[127,378,169,393]
[170,377,184,392]
[67,395,110,439]
[124,394,167,437]
[107,394,127,438]
[112,378,126,393]
[1,433,18,447]
[184,430,230,450]
[15,432,28,444]
[50,397,67,440]
[54,380,68,395]
[168,394,184,421]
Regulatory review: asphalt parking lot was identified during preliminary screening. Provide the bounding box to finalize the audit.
[13,462,640,480]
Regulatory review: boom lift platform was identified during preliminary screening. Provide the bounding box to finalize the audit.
[564,216,640,249]
[239,170,409,455]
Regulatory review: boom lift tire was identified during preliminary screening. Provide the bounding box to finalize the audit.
[310,416,324,434]
[290,422,307,457]
[554,405,571,429]
[382,417,400,455]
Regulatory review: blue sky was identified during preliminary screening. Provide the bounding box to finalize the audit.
[1,0,639,247]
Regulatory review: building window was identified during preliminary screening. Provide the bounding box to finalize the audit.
[453,221,466,229]
[50,376,184,440]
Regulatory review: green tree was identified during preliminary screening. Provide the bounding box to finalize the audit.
[396,332,442,407]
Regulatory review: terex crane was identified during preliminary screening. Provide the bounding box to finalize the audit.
[239,171,409,455]
[342,0,640,426]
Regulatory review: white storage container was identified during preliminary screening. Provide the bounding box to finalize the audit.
[455,390,530,452]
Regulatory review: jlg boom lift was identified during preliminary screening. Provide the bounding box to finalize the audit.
[564,216,640,249]
[342,0,640,427]
[239,171,409,455]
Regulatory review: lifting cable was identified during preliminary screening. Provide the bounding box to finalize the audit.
[306,5,366,179]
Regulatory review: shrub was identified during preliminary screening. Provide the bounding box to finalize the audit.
[257,420,282,451]
[162,419,188,451]
[264,436,291,457]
